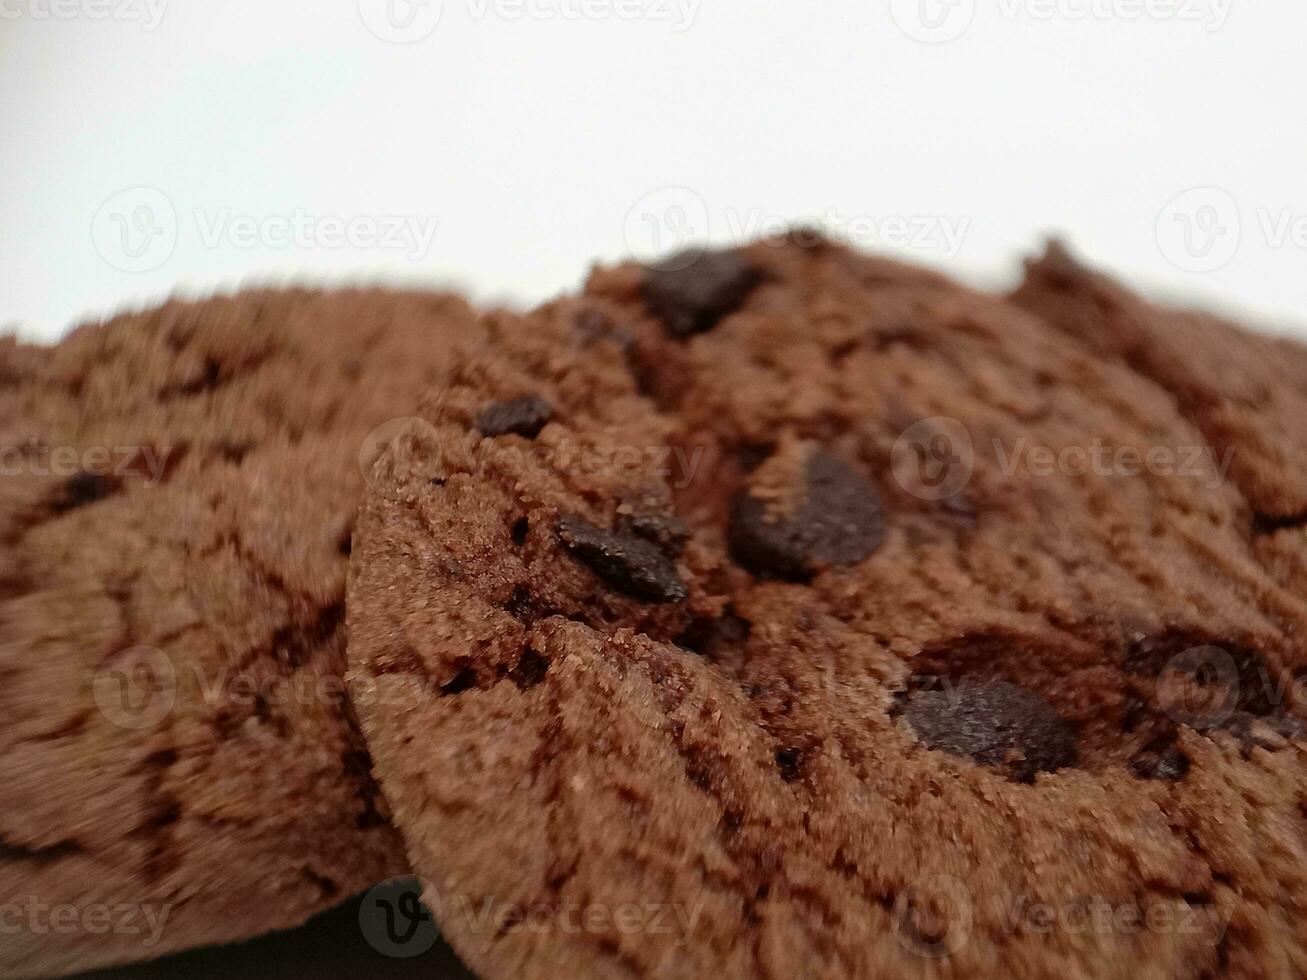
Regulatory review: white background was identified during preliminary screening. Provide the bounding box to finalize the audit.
[2,0,1304,342]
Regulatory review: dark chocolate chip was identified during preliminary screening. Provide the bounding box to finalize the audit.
[729,451,885,580]
[902,680,1078,782]
[54,472,121,512]
[1120,692,1148,732]
[510,516,530,546]
[774,747,804,782]
[508,647,549,690]
[475,395,553,439]
[1129,745,1190,781]
[439,665,479,696]
[557,513,687,603]
[618,510,689,557]
[504,584,535,621]
[640,249,762,337]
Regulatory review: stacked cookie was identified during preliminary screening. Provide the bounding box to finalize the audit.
[0,288,479,977]
[5,240,1307,979]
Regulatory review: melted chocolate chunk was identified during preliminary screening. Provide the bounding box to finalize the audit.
[1129,745,1190,781]
[475,395,553,438]
[640,249,762,337]
[619,509,690,557]
[557,513,688,603]
[902,680,1078,782]
[729,451,885,580]
[507,647,550,690]
[54,472,121,512]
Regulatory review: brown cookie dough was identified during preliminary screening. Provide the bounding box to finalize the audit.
[349,238,1307,979]
[0,287,481,977]
[1013,240,1307,605]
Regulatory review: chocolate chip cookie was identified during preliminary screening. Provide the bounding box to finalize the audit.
[0,287,480,977]
[349,238,1307,979]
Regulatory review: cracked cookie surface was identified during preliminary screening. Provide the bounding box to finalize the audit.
[348,240,1307,979]
[0,287,480,977]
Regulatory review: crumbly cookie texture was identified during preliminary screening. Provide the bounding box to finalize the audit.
[0,287,480,978]
[349,238,1307,980]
